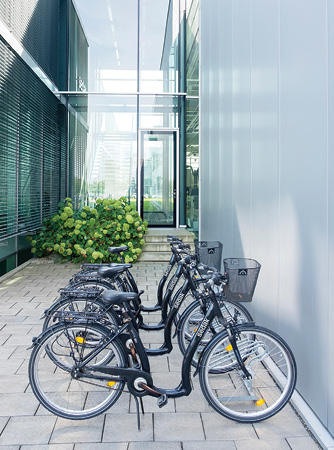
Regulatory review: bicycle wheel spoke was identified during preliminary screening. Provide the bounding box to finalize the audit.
[29,323,127,419]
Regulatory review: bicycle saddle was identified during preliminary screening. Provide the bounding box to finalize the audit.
[102,290,139,305]
[97,264,132,278]
[108,246,129,254]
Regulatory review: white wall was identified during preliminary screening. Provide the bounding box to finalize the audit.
[199,0,334,436]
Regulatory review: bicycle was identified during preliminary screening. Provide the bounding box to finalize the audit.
[28,269,296,426]
[42,251,253,350]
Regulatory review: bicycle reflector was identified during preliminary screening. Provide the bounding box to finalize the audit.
[225,345,233,352]
[75,337,86,344]
[255,399,265,406]
[107,381,116,387]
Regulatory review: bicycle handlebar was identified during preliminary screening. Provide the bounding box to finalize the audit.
[204,272,228,289]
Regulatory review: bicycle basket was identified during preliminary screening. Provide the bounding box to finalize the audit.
[223,258,261,302]
[195,240,223,269]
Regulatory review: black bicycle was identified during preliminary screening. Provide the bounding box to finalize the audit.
[41,251,253,353]
[28,270,297,425]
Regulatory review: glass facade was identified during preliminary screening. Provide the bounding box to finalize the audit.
[0,0,200,273]
[68,0,186,227]
[0,0,88,274]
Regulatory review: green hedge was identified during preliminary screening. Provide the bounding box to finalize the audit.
[29,197,148,263]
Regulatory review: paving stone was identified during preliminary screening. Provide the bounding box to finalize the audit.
[5,333,35,346]
[200,412,258,440]
[0,416,9,434]
[0,358,25,376]
[0,374,29,393]
[129,442,181,450]
[0,416,57,445]
[0,334,10,345]
[174,390,212,413]
[0,315,27,324]
[253,407,309,439]
[0,445,20,450]
[183,442,236,450]
[286,436,322,449]
[75,444,127,450]
[0,324,34,335]
[21,445,74,450]
[146,354,169,373]
[0,308,22,316]
[0,393,39,416]
[153,412,204,441]
[50,416,104,444]
[234,438,290,449]
[103,413,153,442]
[8,345,32,360]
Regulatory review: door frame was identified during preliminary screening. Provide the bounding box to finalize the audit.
[138,128,180,228]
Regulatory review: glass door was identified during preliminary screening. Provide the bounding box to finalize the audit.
[139,130,178,227]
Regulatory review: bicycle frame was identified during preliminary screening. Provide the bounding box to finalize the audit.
[73,298,223,400]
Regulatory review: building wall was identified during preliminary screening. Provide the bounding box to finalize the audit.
[0,0,88,274]
[199,0,334,436]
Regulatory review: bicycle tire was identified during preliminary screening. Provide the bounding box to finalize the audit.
[42,297,120,332]
[199,324,297,423]
[29,322,128,420]
[67,278,121,293]
[177,299,253,366]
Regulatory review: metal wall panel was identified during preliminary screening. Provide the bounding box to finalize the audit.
[231,0,252,257]
[200,0,333,435]
[217,0,233,258]
[327,0,334,435]
[249,0,280,331]
[279,0,328,423]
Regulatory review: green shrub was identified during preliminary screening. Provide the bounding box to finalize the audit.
[29,197,148,263]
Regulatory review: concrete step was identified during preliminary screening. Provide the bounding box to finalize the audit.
[138,251,172,262]
[143,228,195,244]
[138,228,195,263]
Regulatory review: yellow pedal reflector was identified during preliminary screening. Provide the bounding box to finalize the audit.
[194,328,198,332]
[107,381,116,387]
[255,399,265,406]
[225,345,233,352]
[75,337,86,344]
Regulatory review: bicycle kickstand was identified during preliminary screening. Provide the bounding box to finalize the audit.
[132,395,145,431]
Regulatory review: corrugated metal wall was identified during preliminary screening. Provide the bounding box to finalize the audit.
[200,0,334,436]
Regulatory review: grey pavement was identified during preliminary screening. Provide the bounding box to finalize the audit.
[0,259,321,449]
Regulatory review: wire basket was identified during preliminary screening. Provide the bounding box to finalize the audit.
[223,258,261,302]
[195,240,223,269]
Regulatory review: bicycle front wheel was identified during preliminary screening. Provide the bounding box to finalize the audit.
[177,299,253,366]
[29,322,128,420]
[199,324,297,422]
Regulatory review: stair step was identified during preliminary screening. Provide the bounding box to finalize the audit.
[143,229,195,244]
[143,243,172,252]
[137,228,195,263]
[138,252,172,262]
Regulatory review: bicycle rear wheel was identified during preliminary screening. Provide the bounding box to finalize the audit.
[199,324,297,422]
[42,297,120,332]
[29,322,128,420]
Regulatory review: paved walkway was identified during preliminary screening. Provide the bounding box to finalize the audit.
[0,260,321,449]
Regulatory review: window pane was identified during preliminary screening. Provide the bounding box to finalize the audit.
[74,0,138,92]
[139,0,179,93]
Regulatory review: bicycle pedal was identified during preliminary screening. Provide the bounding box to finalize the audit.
[157,394,168,408]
